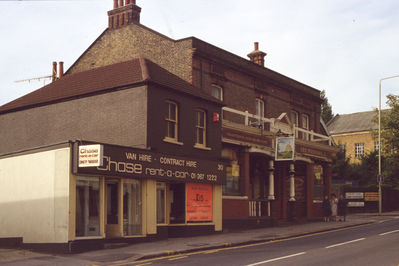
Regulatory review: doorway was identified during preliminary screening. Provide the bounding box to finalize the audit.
[106,180,121,238]
[169,183,185,224]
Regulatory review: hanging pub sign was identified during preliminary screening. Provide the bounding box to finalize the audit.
[78,144,104,167]
[275,137,295,161]
[72,141,225,185]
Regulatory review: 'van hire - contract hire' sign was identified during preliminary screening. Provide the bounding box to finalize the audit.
[78,144,104,167]
[74,142,226,185]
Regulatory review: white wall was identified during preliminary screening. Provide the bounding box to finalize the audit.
[0,147,70,243]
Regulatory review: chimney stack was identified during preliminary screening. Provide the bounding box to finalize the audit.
[247,42,267,67]
[52,62,57,82]
[58,62,64,79]
[108,0,141,30]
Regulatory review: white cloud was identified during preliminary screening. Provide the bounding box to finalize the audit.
[1,0,399,115]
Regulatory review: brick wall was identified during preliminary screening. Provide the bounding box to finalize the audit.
[192,56,322,133]
[0,87,148,154]
[332,131,375,164]
[68,24,193,84]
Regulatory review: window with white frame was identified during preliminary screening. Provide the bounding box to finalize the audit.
[374,140,384,152]
[301,114,309,140]
[355,143,365,158]
[165,100,178,141]
[291,111,299,138]
[195,109,207,147]
[374,141,379,152]
[211,85,223,101]
[255,98,265,128]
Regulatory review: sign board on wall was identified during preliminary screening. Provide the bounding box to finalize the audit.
[364,192,379,202]
[347,201,365,207]
[73,142,225,185]
[345,192,364,200]
[78,145,103,167]
[275,137,295,161]
[186,183,213,222]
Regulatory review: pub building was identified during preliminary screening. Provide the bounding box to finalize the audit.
[0,59,225,252]
[0,0,338,252]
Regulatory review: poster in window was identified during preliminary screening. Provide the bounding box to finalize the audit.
[275,137,295,161]
[186,183,213,222]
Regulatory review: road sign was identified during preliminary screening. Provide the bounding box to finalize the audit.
[377,175,383,183]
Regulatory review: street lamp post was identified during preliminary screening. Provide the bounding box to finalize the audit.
[378,75,399,215]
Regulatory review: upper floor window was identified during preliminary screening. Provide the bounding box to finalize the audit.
[355,142,365,158]
[255,98,265,128]
[211,85,223,101]
[301,114,310,140]
[291,111,299,138]
[165,100,178,141]
[195,109,207,147]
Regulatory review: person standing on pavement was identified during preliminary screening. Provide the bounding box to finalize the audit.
[330,193,338,221]
[322,195,332,222]
[337,194,347,221]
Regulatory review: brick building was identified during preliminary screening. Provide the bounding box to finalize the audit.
[0,0,338,251]
[71,0,338,225]
[0,58,225,251]
[327,111,378,164]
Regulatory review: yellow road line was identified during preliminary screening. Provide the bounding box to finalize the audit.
[168,256,188,261]
[109,223,372,266]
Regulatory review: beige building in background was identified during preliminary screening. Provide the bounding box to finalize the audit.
[327,111,378,164]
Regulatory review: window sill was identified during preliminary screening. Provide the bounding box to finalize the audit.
[163,137,184,146]
[194,144,212,151]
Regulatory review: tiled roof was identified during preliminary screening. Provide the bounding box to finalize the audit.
[0,58,220,114]
[327,110,378,134]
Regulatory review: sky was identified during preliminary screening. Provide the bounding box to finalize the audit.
[1,0,399,115]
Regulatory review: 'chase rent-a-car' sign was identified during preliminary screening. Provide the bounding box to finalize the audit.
[73,142,225,185]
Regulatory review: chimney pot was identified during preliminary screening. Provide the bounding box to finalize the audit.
[52,62,57,82]
[247,42,266,67]
[59,62,64,79]
[108,0,141,29]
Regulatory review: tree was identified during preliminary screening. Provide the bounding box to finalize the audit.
[331,144,352,180]
[371,94,399,189]
[379,94,399,152]
[320,90,334,123]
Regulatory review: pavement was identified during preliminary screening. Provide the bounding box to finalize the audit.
[1,211,399,265]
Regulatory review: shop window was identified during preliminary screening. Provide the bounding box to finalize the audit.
[165,101,178,141]
[223,162,241,195]
[156,182,166,224]
[123,180,142,236]
[211,85,223,101]
[302,114,309,140]
[313,165,324,202]
[355,142,364,158]
[169,183,186,224]
[195,109,207,147]
[186,183,213,222]
[76,176,101,237]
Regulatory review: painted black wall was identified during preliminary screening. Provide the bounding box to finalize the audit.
[146,84,222,160]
